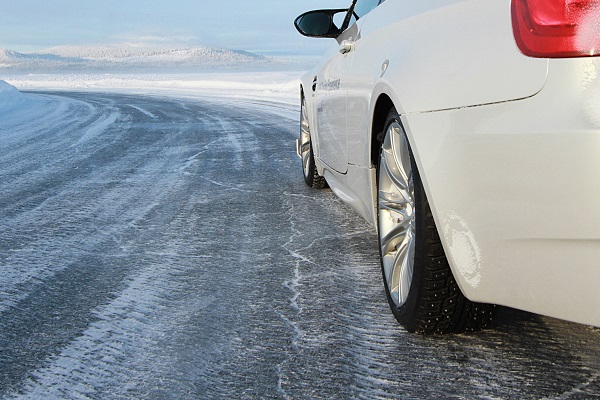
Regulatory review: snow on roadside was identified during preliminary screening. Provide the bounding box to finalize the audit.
[4,71,303,108]
[0,80,26,114]
[0,80,69,134]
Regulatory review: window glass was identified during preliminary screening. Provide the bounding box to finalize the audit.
[353,0,381,18]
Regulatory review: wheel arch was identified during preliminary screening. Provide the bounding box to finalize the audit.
[370,93,395,168]
[299,81,322,174]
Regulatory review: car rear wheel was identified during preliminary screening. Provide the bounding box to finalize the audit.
[300,95,327,189]
[377,109,495,334]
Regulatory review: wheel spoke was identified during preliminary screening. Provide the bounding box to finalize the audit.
[390,126,412,187]
[379,212,413,254]
[378,120,416,308]
[379,196,411,215]
[300,140,310,154]
[382,230,414,306]
[393,231,415,304]
[381,149,410,193]
[302,152,310,174]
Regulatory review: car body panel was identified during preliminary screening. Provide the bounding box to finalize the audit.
[359,0,548,114]
[403,57,600,326]
[314,49,350,174]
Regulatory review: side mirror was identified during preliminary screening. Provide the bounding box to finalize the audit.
[294,9,347,38]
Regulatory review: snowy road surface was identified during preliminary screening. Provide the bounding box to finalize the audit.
[1,90,600,399]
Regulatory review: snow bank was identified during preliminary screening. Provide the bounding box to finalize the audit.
[0,80,26,114]
[5,71,302,107]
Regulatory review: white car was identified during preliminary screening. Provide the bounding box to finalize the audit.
[295,0,600,333]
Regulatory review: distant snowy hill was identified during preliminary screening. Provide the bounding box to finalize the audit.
[0,45,275,72]
[0,49,81,70]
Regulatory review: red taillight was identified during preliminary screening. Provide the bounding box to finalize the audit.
[512,0,600,57]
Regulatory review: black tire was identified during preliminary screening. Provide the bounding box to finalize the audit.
[300,96,327,189]
[377,109,495,334]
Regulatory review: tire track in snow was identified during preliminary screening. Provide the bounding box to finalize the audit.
[0,93,232,396]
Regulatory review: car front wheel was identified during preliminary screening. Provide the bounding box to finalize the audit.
[377,109,495,334]
[299,95,327,189]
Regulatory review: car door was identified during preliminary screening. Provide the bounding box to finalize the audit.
[343,0,386,169]
[315,0,383,174]
[314,27,353,174]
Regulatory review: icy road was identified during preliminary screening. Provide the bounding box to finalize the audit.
[1,90,600,399]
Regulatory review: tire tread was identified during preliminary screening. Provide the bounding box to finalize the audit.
[412,194,495,334]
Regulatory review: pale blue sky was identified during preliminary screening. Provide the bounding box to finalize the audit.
[0,0,350,55]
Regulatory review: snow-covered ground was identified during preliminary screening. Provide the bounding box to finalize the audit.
[3,71,302,107]
[1,71,306,143]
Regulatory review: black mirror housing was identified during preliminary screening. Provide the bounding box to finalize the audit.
[294,9,347,38]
